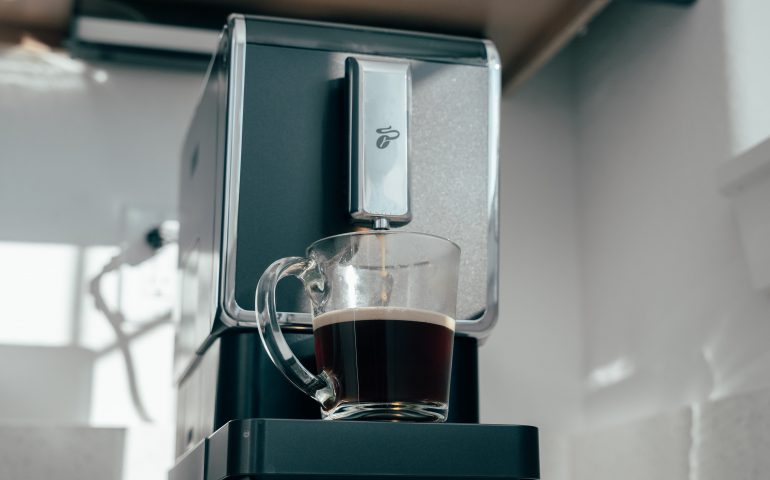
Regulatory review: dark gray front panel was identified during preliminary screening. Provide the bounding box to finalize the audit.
[233,43,490,320]
[235,44,352,314]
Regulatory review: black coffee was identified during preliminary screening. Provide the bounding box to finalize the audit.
[313,307,455,411]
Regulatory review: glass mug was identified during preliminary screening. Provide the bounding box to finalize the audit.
[255,231,460,421]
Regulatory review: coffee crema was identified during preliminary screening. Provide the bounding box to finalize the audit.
[312,306,455,331]
[313,307,455,414]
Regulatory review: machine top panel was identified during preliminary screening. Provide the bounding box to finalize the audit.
[243,16,490,66]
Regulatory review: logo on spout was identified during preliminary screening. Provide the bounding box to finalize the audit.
[375,126,400,149]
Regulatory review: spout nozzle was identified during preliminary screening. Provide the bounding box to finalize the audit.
[372,218,390,230]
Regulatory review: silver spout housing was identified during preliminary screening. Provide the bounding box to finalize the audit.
[347,57,411,228]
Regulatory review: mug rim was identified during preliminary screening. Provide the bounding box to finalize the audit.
[307,230,461,254]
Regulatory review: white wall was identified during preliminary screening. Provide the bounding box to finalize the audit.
[484,3,770,478]
[0,49,197,246]
[0,42,204,480]
[480,51,582,480]
[573,0,770,429]
[723,0,770,156]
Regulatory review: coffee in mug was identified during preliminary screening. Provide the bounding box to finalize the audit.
[313,307,454,416]
[255,231,460,421]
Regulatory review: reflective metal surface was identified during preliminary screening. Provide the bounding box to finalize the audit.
[347,58,411,228]
[455,39,501,338]
[220,14,249,328]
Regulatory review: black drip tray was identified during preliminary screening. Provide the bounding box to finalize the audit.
[171,419,540,480]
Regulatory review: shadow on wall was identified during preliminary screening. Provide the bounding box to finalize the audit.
[0,38,205,480]
[0,216,177,479]
[0,212,177,425]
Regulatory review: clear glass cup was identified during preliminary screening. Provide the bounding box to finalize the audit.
[255,231,460,421]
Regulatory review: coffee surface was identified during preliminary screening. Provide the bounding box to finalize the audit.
[312,306,455,330]
[313,307,455,408]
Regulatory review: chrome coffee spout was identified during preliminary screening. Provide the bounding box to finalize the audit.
[347,57,411,230]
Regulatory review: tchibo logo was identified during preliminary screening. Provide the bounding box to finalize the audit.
[375,126,400,149]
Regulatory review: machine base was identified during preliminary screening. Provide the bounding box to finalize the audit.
[170,418,540,480]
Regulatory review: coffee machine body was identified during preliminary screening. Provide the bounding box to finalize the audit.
[175,14,501,460]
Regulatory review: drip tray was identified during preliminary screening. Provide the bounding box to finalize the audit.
[170,419,540,479]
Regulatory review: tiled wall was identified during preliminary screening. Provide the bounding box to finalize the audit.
[0,425,125,479]
[568,388,770,480]
[694,389,770,480]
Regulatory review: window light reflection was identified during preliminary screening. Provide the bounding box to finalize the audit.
[586,357,636,391]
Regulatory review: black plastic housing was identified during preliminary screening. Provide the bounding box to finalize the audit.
[170,418,540,480]
[212,333,480,428]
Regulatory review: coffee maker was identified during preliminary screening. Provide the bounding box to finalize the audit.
[171,14,539,479]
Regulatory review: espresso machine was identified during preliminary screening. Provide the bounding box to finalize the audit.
[171,14,539,479]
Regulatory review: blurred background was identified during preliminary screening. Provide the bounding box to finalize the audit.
[1,0,769,479]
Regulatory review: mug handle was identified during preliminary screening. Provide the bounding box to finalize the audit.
[255,256,336,409]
